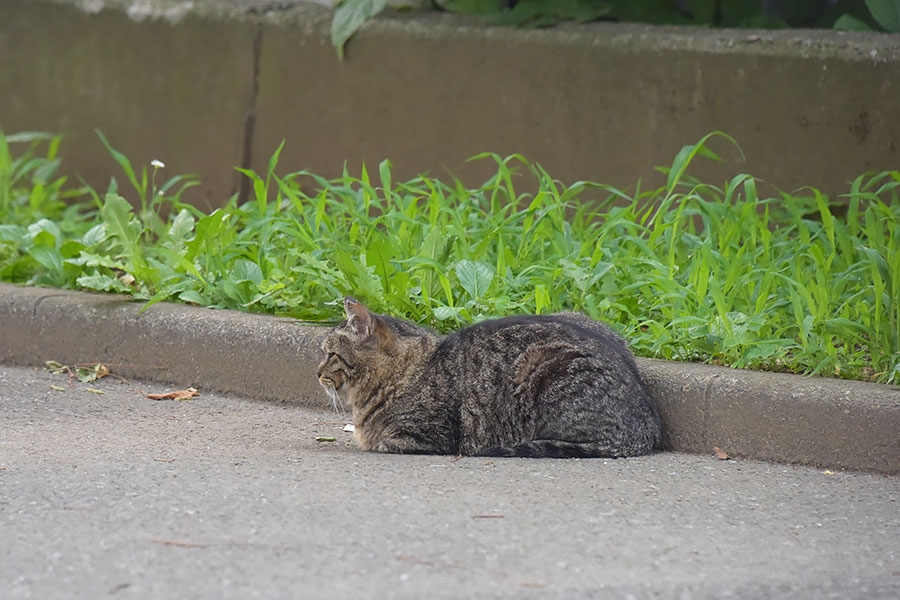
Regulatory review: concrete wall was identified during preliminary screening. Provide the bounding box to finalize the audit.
[2,0,898,206]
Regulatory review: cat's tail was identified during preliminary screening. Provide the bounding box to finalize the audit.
[476,439,655,459]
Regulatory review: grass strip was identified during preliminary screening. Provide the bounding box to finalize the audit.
[1,130,898,384]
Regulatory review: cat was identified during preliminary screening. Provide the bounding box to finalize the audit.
[316,297,662,458]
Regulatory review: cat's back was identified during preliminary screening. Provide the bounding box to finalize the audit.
[429,312,644,398]
[429,312,660,457]
[438,312,633,362]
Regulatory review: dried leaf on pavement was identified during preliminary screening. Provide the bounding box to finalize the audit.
[147,388,199,401]
[713,446,732,460]
[76,363,110,383]
[46,360,68,374]
[46,360,115,384]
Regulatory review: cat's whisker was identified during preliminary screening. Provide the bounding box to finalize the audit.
[325,385,347,416]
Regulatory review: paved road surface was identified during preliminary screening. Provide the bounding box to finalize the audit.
[2,364,898,599]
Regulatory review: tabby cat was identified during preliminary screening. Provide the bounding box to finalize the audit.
[316,298,662,458]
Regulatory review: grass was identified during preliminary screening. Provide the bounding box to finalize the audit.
[1,129,899,384]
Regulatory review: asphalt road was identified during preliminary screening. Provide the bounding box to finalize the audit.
[2,364,898,599]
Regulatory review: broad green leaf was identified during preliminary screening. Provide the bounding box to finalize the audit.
[233,258,264,285]
[866,0,900,31]
[168,209,196,244]
[59,240,86,260]
[833,13,874,30]
[534,283,551,314]
[178,290,211,306]
[101,193,140,249]
[27,218,61,246]
[456,260,494,300]
[29,245,64,273]
[419,227,445,261]
[66,251,123,270]
[366,232,397,293]
[433,305,464,320]
[0,225,26,244]
[331,0,389,60]
[154,247,208,286]
[76,271,132,293]
[80,223,107,247]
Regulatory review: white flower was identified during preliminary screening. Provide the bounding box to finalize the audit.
[151,159,165,169]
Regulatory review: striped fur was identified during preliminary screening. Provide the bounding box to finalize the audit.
[316,298,662,458]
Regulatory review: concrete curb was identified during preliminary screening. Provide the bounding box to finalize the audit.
[0,283,328,407]
[2,282,898,474]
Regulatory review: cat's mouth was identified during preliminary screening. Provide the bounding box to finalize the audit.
[319,377,348,414]
[319,374,338,388]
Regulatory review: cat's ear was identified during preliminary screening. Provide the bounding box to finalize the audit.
[344,297,375,339]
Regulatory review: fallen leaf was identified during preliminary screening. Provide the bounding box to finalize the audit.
[76,363,110,383]
[315,436,336,443]
[147,388,199,401]
[45,360,68,374]
[50,385,65,392]
[86,388,105,394]
[713,446,731,460]
[824,469,836,476]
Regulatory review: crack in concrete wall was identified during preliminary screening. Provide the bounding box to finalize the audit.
[238,27,264,204]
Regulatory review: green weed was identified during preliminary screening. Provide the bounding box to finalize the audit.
[1,130,898,384]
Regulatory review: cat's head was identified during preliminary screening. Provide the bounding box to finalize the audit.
[316,297,434,412]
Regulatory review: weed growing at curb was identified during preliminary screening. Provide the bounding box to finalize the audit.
[1,130,898,384]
